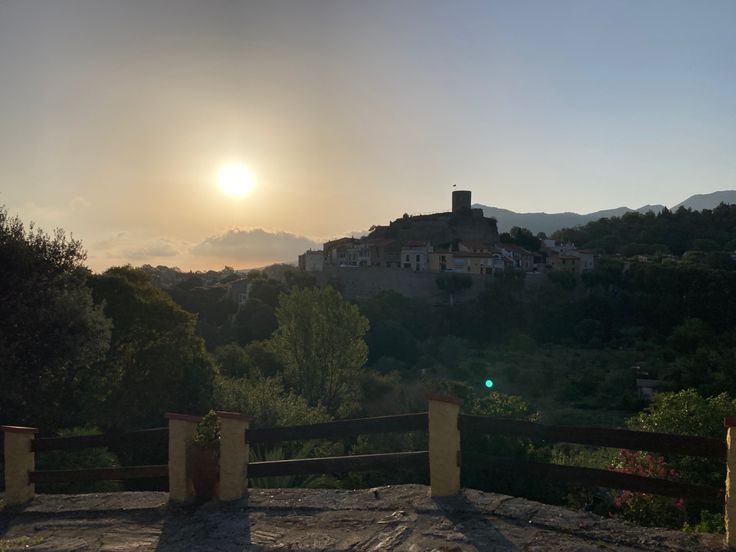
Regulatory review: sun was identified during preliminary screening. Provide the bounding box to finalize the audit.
[218,163,255,197]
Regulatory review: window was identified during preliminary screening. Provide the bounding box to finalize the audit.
[405,254,410,262]
[416,254,420,262]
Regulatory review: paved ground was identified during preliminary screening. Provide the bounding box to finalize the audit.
[0,486,728,551]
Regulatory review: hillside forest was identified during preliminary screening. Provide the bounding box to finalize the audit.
[2,203,736,533]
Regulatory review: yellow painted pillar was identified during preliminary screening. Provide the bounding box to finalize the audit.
[427,394,462,497]
[165,413,200,502]
[216,411,249,502]
[725,417,736,547]
[2,425,38,506]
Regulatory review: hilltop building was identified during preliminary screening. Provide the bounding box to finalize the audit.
[301,190,500,272]
[298,190,598,277]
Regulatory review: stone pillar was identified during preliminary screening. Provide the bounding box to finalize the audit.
[427,394,462,497]
[216,411,249,502]
[725,417,736,547]
[165,413,200,502]
[2,425,38,506]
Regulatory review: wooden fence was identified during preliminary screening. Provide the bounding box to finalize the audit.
[3,396,736,545]
[460,415,725,504]
[246,412,428,479]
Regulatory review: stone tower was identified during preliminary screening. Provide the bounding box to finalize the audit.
[452,190,472,214]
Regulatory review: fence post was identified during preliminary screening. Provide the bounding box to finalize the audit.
[1,425,38,506]
[165,413,200,502]
[427,394,462,497]
[725,417,736,547]
[216,411,249,502]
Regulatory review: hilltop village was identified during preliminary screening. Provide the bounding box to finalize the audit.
[299,190,596,277]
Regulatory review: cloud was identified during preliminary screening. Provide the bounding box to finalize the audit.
[89,233,184,262]
[192,228,321,262]
[124,239,180,260]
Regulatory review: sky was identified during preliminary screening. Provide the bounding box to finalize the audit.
[1,0,735,271]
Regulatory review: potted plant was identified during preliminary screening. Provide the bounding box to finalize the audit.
[186,410,221,502]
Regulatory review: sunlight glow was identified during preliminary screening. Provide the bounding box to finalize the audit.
[218,163,255,198]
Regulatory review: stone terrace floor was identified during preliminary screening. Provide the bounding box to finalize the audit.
[0,485,728,551]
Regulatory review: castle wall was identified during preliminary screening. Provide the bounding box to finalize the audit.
[388,213,498,245]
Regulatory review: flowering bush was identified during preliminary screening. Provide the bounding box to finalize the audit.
[609,449,686,528]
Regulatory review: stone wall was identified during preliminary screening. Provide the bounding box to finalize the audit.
[315,266,489,304]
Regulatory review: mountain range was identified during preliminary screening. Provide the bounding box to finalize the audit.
[474,190,736,235]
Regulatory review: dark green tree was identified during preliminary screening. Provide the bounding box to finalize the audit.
[89,267,216,429]
[0,208,111,429]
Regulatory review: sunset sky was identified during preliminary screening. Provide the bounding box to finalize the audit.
[1,0,735,271]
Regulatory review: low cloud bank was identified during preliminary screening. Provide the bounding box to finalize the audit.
[192,229,321,262]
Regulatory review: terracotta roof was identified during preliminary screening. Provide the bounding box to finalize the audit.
[459,240,492,250]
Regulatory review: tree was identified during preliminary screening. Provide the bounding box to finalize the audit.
[234,298,278,345]
[269,286,369,415]
[89,267,217,429]
[0,208,111,429]
[436,273,472,306]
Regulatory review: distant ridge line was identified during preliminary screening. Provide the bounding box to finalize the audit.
[475,190,736,234]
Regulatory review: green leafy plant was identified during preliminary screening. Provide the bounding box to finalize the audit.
[193,410,221,448]
[683,510,724,534]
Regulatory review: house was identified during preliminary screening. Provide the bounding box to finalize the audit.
[428,250,499,275]
[575,249,596,272]
[548,252,580,274]
[298,250,324,272]
[345,242,370,267]
[323,237,360,266]
[496,244,535,271]
[226,278,252,308]
[400,240,432,271]
[365,238,402,268]
[457,240,493,254]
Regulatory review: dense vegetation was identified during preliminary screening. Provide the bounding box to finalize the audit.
[3,204,736,532]
[553,203,736,259]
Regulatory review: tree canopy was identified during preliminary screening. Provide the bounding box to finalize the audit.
[270,286,370,415]
[553,204,736,257]
[0,208,111,429]
[88,266,217,429]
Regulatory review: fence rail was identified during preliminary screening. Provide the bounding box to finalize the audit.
[29,465,168,484]
[32,427,168,453]
[462,451,723,504]
[459,415,726,460]
[249,451,428,479]
[247,412,427,445]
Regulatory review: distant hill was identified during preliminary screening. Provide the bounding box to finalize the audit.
[475,190,735,234]
[673,190,736,211]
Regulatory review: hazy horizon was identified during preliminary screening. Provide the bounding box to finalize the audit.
[2,0,735,271]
